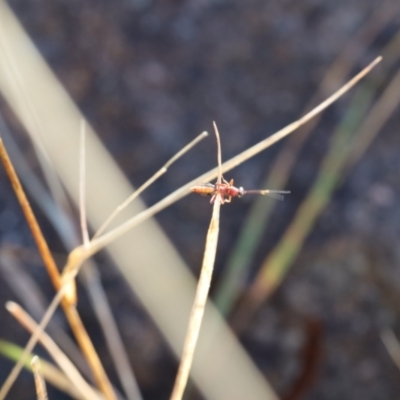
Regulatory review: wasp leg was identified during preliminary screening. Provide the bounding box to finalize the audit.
[224,196,232,203]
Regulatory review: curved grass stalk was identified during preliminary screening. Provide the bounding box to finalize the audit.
[93,131,208,240]
[78,56,381,263]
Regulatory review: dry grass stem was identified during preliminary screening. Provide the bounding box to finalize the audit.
[0,252,115,400]
[170,124,222,400]
[0,283,69,399]
[0,137,116,400]
[1,119,139,396]
[80,56,381,261]
[236,52,397,321]
[0,339,91,400]
[93,131,208,239]
[80,119,89,248]
[81,264,144,400]
[0,118,78,249]
[0,7,273,399]
[231,69,396,331]
[264,11,391,187]
[0,52,380,400]
[8,57,380,400]
[31,356,48,400]
[0,246,91,376]
[0,137,73,303]
[6,302,101,400]
[214,122,222,185]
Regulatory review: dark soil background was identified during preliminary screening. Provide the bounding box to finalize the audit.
[1,1,400,399]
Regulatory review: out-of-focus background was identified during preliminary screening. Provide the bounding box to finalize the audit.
[0,1,400,399]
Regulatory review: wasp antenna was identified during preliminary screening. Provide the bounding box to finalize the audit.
[264,192,285,201]
[244,189,290,201]
[266,190,291,194]
[262,190,290,200]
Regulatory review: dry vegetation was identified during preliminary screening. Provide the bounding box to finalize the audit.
[0,2,399,400]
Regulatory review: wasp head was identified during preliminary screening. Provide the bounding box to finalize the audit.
[238,187,245,197]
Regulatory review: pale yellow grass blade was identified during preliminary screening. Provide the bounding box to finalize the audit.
[170,124,222,400]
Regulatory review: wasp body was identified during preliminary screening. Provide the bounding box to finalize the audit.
[191,179,289,204]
